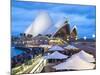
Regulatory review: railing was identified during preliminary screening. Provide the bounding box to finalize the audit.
[30,58,47,73]
[11,55,47,75]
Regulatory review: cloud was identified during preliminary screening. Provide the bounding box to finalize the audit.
[12,0,58,10]
[49,4,95,15]
[12,7,39,21]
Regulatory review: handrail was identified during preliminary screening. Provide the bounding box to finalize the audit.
[11,54,44,75]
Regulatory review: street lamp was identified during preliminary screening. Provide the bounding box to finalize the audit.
[84,36,87,40]
[92,34,95,38]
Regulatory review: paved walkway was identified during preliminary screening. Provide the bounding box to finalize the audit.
[12,55,43,75]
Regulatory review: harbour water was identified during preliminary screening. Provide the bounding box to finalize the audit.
[11,47,24,57]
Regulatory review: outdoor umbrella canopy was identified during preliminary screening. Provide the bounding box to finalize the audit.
[72,50,95,63]
[45,51,68,59]
[64,45,78,50]
[49,45,64,51]
[53,55,95,70]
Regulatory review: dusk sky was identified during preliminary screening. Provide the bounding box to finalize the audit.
[12,0,96,38]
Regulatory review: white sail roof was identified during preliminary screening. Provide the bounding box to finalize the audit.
[64,45,78,50]
[45,51,68,59]
[53,55,95,70]
[52,19,66,37]
[49,45,64,51]
[72,50,95,63]
[70,25,77,34]
[25,11,52,36]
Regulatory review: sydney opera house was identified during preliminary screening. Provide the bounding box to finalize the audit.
[24,11,78,42]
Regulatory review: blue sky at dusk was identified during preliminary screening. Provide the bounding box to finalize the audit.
[12,0,96,38]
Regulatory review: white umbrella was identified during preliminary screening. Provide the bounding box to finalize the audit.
[53,55,95,70]
[45,51,68,59]
[49,45,64,51]
[72,50,95,63]
[64,45,78,50]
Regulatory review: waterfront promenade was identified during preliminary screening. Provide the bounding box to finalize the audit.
[11,40,96,74]
[12,54,47,75]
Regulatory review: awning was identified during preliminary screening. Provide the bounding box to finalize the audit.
[45,51,68,59]
[72,50,95,63]
[49,45,64,51]
[53,55,95,70]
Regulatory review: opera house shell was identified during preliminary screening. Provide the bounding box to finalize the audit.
[70,26,78,40]
[52,20,70,41]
